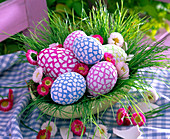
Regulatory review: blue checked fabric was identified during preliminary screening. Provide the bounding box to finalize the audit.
[0,51,169,139]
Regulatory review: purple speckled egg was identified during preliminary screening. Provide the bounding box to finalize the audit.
[63,30,87,52]
[86,61,117,96]
[37,48,78,79]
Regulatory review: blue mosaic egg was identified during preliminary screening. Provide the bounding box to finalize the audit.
[50,72,86,105]
[73,36,104,65]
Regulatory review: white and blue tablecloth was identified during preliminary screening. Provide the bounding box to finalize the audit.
[0,51,170,139]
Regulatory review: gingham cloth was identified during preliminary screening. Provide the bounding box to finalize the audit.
[0,51,169,139]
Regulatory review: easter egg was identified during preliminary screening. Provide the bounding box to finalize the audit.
[103,44,127,65]
[86,61,117,97]
[51,72,86,105]
[73,36,104,65]
[63,30,87,52]
[37,48,78,79]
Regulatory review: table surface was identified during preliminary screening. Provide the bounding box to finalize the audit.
[0,51,170,139]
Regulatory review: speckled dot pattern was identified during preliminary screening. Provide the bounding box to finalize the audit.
[63,30,87,52]
[103,44,127,65]
[51,72,86,105]
[37,48,78,79]
[73,36,104,65]
[86,61,117,96]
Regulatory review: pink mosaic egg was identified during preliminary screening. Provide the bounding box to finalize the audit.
[37,47,78,79]
[63,30,87,52]
[86,61,117,97]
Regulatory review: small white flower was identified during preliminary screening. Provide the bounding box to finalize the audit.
[116,62,129,79]
[94,124,110,138]
[32,67,43,83]
[41,121,57,137]
[108,32,124,47]
[145,87,159,103]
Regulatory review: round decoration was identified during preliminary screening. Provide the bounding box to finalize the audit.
[73,36,104,65]
[37,48,78,79]
[103,44,127,65]
[86,61,117,96]
[50,72,86,105]
[63,30,87,52]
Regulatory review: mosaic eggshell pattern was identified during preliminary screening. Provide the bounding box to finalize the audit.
[73,36,104,65]
[63,30,87,52]
[37,48,78,79]
[51,72,86,105]
[103,44,127,65]
[86,61,117,97]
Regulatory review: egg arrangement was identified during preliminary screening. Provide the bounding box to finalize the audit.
[27,30,129,105]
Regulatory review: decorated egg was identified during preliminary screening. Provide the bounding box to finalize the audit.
[51,72,86,105]
[86,61,117,97]
[103,44,127,65]
[73,36,104,65]
[37,48,78,79]
[63,30,87,52]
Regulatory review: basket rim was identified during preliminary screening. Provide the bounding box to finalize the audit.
[29,85,129,119]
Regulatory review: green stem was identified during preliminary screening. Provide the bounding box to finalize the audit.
[144,103,170,114]
[0,95,5,99]
[145,105,170,117]
[20,120,38,133]
[146,114,164,119]
[144,103,170,118]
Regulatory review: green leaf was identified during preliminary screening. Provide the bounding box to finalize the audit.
[139,0,149,7]
[165,14,170,20]
[72,2,82,16]
[55,4,72,15]
[46,0,56,7]
[0,0,6,3]
[164,23,170,32]
[63,0,74,8]
[0,45,4,55]
[142,5,158,19]
[5,44,19,54]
